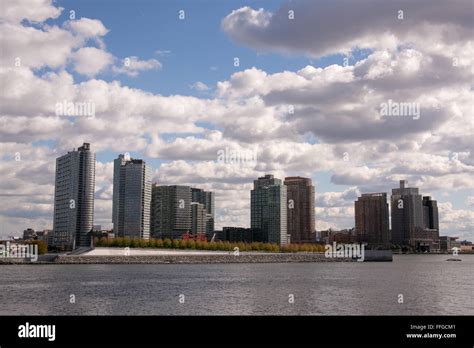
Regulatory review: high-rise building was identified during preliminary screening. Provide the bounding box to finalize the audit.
[191,188,215,237]
[205,214,214,240]
[422,196,439,231]
[191,202,206,236]
[150,185,191,239]
[355,193,390,246]
[53,143,95,249]
[284,176,315,243]
[191,188,214,215]
[251,174,289,245]
[112,155,152,239]
[23,228,36,240]
[390,180,423,246]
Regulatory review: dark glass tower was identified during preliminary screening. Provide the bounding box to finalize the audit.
[112,155,152,239]
[53,143,95,249]
[150,185,192,239]
[251,174,288,245]
[422,196,439,231]
[390,180,423,246]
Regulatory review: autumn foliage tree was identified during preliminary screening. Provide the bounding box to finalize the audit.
[94,236,326,253]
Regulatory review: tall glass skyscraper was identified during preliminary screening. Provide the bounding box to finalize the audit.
[251,174,288,245]
[53,143,95,249]
[112,154,152,239]
[150,185,192,239]
[422,196,439,231]
[390,180,423,246]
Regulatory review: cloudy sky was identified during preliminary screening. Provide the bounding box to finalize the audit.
[0,0,473,240]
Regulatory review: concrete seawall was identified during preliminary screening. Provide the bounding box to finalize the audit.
[0,249,393,264]
[53,253,356,264]
[363,250,393,261]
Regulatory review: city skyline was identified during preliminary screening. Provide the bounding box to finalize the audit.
[3,141,469,245]
[45,143,451,249]
[1,0,473,241]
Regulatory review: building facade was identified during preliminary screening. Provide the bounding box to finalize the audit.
[355,193,390,246]
[150,185,192,239]
[53,143,95,249]
[23,228,36,240]
[390,180,440,251]
[319,228,357,244]
[422,196,439,231]
[191,202,206,236]
[284,176,315,243]
[440,236,460,253]
[390,180,423,246]
[251,174,288,245]
[112,155,152,239]
[220,227,263,243]
[191,188,215,237]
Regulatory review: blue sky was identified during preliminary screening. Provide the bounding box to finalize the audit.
[54,0,344,96]
[49,0,374,198]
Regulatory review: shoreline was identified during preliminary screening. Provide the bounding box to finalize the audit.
[0,252,357,264]
[1,248,470,264]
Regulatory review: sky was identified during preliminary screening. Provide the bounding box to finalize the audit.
[0,0,473,240]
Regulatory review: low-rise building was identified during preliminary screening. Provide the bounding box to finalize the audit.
[219,227,263,243]
[23,228,36,240]
[460,240,473,252]
[411,227,440,252]
[36,229,53,246]
[440,236,460,253]
[319,228,357,244]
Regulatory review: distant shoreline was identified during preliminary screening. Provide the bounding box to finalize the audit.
[0,247,398,264]
[3,247,471,265]
[1,252,355,264]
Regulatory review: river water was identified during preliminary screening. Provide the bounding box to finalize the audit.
[1,254,472,315]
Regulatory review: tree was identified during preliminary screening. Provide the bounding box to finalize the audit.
[139,238,148,248]
[237,242,246,252]
[156,239,164,248]
[172,239,180,249]
[264,243,273,252]
[30,240,47,255]
[122,237,131,247]
[148,239,156,248]
[163,238,172,248]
